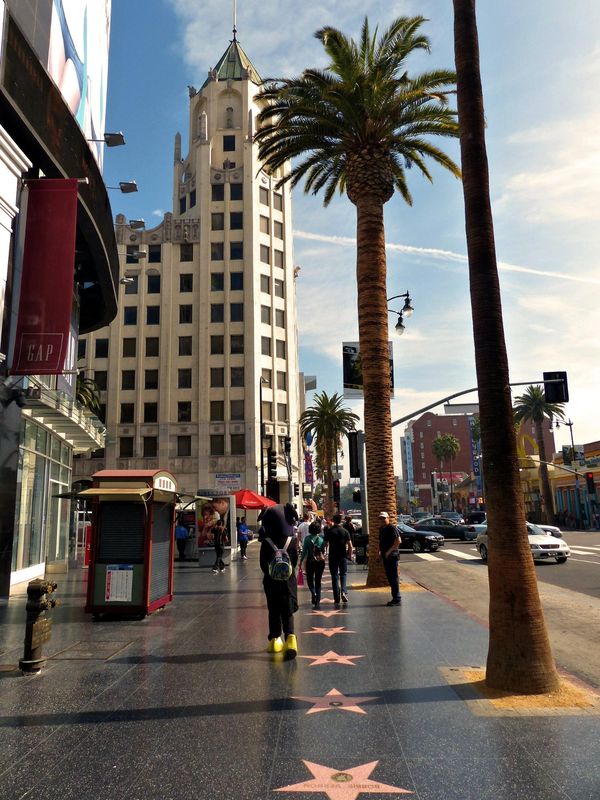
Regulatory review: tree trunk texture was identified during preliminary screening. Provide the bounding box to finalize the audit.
[453,0,559,693]
[535,419,554,524]
[354,196,396,587]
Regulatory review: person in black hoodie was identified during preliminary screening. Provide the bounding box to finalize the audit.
[258,503,299,657]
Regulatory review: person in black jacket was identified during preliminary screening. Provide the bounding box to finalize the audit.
[324,513,353,606]
[378,511,401,606]
[258,503,299,657]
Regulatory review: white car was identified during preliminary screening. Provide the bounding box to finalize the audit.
[538,523,563,538]
[476,522,570,564]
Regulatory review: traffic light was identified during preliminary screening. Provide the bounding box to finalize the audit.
[283,435,291,454]
[352,488,361,503]
[293,482,299,496]
[586,472,596,495]
[333,479,341,504]
[543,371,569,403]
[267,449,278,481]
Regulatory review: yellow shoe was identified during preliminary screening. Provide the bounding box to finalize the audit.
[267,637,284,653]
[284,634,298,659]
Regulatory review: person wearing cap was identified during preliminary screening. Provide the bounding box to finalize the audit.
[378,512,401,606]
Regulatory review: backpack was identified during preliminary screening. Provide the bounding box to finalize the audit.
[265,536,293,581]
[308,536,325,563]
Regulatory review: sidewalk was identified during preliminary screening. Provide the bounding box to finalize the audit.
[1,544,599,800]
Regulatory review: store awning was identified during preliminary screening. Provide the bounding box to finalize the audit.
[76,488,152,500]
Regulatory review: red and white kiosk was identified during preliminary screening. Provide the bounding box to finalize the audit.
[81,469,178,618]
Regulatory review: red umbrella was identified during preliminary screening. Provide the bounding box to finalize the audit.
[234,489,277,509]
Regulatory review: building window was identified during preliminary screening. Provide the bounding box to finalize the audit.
[210,400,224,421]
[210,435,225,456]
[180,273,193,292]
[427,420,432,427]
[177,436,191,457]
[276,340,286,359]
[277,403,288,421]
[274,220,283,239]
[230,334,244,354]
[275,308,285,328]
[230,241,243,260]
[262,368,272,385]
[148,244,161,263]
[120,403,134,423]
[146,337,159,357]
[262,401,272,420]
[179,305,193,324]
[120,437,134,458]
[210,335,224,355]
[274,250,284,268]
[230,183,243,201]
[211,272,224,291]
[94,338,108,358]
[230,272,243,290]
[230,303,244,322]
[121,370,135,390]
[77,339,86,359]
[261,337,271,356]
[126,245,140,264]
[231,434,245,455]
[178,401,192,422]
[230,399,244,420]
[211,368,224,387]
[260,215,270,234]
[145,370,159,390]
[211,242,224,261]
[144,402,158,423]
[259,187,269,206]
[231,366,244,387]
[261,305,271,325]
[211,212,224,230]
[147,306,160,325]
[180,242,193,261]
[211,304,224,323]
[143,436,158,458]
[124,307,137,325]
[261,275,271,294]
[212,184,225,201]
[178,368,192,389]
[97,405,106,424]
[179,336,193,356]
[122,338,136,357]
[274,278,284,298]
[260,245,270,264]
[274,192,283,211]
[189,189,196,207]
[147,274,161,293]
[223,135,236,151]
[124,275,138,294]
[179,196,186,215]
[277,371,287,390]
[230,211,243,229]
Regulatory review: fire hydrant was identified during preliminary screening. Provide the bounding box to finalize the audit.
[19,579,58,673]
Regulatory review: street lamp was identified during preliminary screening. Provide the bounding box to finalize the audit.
[555,417,582,526]
[387,291,414,336]
[259,375,270,495]
[88,131,126,147]
[107,181,138,194]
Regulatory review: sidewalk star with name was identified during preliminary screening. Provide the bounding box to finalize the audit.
[275,759,413,799]
[299,650,364,666]
[291,687,378,715]
[309,610,347,618]
[306,626,355,637]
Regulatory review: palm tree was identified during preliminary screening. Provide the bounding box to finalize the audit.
[514,385,565,523]
[299,392,359,515]
[432,434,461,510]
[453,0,560,693]
[76,374,101,414]
[255,16,460,585]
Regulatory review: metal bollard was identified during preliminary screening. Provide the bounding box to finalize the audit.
[19,579,58,673]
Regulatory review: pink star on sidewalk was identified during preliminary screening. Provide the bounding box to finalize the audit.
[291,687,378,715]
[275,759,413,799]
[308,610,346,618]
[306,626,355,637]
[299,650,364,666]
[319,597,336,604]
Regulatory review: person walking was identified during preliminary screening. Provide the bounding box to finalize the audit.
[175,520,188,561]
[300,518,326,608]
[343,514,356,543]
[212,519,228,573]
[378,511,401,606]
[324,513,353,607]
[297,512,312,547]
[258,503,299,657]
[238,516,249,559]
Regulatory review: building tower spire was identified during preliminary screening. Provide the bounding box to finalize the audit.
[232,0,237,41]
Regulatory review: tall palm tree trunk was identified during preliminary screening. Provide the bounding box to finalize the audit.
[535,419,554,524]
[355,196,396,587]
[453,0,559,693]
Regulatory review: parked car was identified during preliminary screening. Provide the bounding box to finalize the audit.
[411,511,430,522]
[538,523,563,538]
[465,511,487,525]
[398,523,444,553]
[398,514,414,525]
[440,511,465,524]
[476,522,571,564]
[413,516,475,541]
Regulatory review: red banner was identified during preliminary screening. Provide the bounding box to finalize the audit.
[10,179,78,375]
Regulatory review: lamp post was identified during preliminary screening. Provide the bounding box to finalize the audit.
[555,418,582,527]
[386,291,414,336]
[259,376,269,495]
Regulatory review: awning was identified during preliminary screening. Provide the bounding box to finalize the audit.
[76,488,152,499]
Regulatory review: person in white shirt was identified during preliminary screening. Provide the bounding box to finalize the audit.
[297,512,312,545]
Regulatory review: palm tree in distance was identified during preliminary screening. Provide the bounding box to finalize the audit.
[453,0,560,693]
[514,385,565,524]
[76,374,101,414]
[299,392,359,516]
[432,434,461,511]
[255,16,460,585]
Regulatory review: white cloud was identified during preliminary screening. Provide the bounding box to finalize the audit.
[152,209,164,217]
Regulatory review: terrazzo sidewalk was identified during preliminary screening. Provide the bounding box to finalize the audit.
[1,545,599,800]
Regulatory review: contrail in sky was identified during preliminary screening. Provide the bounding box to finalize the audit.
[294,230,600,285]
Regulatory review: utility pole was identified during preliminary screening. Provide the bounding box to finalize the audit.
[357,431,368,536]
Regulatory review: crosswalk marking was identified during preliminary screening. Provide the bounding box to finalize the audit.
[413,552,442,561]
[569,547,600,556]
[442,548,481,560]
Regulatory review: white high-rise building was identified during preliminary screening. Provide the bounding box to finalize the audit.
[76,36,301,500]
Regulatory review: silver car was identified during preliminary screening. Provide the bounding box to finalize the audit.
[476,522,570,564]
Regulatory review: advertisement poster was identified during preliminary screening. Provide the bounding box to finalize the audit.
[196,496,236,550]
[105,564,133,602]
[342,341,394,398]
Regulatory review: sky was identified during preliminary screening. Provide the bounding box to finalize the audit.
[102,0,600,476]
